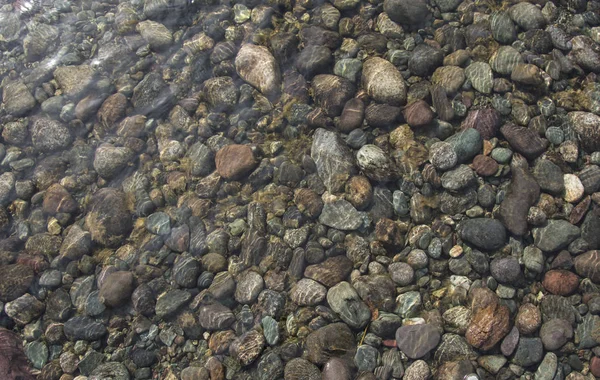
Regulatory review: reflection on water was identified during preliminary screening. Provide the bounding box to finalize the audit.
[0,0,600,377]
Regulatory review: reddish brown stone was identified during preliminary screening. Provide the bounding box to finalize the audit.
[469,286,498,314]
[215,145,257,180]
[294,188,324,219]
[591,357,600,377]
[98,92,128,127]
[466,303,511,351]
[542,269,579,296]
[0,328,34,380]
[472,154,499,176]
[461,108,500,140]
[99,271,134,307]
[403,100,434,128]
[569,195,591,225]
[43,184,78,215]
[515,303,542,335]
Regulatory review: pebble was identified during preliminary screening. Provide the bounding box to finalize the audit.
[542,270,579,296]
[99,271,134,307]
[429,142,457,171]
[539,318,573,351]
[327,281,371,329]
[563,174,584,203]
[512,337,544,367]
[459,218,506,251]
[361,57,407,106]
[490,256,522,284]
[533,220,580,253]
[215,145,257,180]
[499,166,540,236]
[235,44,281,98]
[395,324,441,359]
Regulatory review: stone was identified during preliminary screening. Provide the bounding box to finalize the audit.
[512,337,544,367]
[383,0,431,29]
[327,281,371,329]
[408,44,444,77]
[534,353,557,380]
[396,324,441,359]
[0,264,34,302]
[500,123,548,160]
[155,289,191,318]
[230,329,265,366]
[30,118,72,153]
[64,316,107,341]
[93,144,133,180]
[564,174,584,203]
[85,188,132,247]
[304,255,353,287]
[445,128,483,164]
[5,294,45,325]
[99,271,134,307]
[509,2,546,30]
[53,65,95,99]
[235,44,281,98]
[472,155,498,176]
[285,358,320,380]
[574,251,600,283]
[539,319,572,351]
[198,302,235,330]
[290,278,326,306]
[3,80,36,116]
[361,57,407,106]
[533,160,565,195]
[542,270,579,296]
[305,323,356,365]
[404,100,434,128]
[356,145,400,182]
[441,165,475,191]
[311,128,357,193]
[137,20,173,50]
[569,112,600,153]
[466,303,511,351]
[311,74,356,117]
[319,199,363,231]
[459,218,506,251]
[515,303,542,335]
[499,166,540,236]
[533,220,580,252]
[490,257,522,284]
[429,142,457,171]
[215,144,257,180]
[465,62,493,94]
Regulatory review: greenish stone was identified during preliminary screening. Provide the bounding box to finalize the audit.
[395,291,422,318]
[262,316,280,345]
[25,340,48,369]
[334,58,363,83]
[491,147,513,164]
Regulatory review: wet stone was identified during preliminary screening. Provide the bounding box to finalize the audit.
[64,316,107,341]
[155,289,191,319]
[319,199,363,231]
[327,281,371,329]
[355,345,380,372]
[512,337,544,367]
[99,271,134,307]
[396,324,441,359]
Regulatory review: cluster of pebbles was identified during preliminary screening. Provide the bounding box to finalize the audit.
[1,0,600,379]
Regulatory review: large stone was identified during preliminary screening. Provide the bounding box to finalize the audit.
[235,44,281,98]
[311,129,357,193]
[215,145,257,180]
[305,323,356,365]
[396,324,441,359]
[499,166,540,236]
[85,188,133,247]
[383,0,431,30]
[459,218,506,251]
[327,282,371,329]
[466,303,511,351]
[533,220,580,252]
[361,57,407,106]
